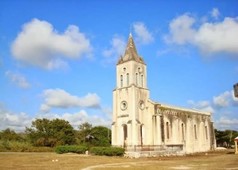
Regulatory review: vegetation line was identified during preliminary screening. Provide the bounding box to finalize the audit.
[0,118,237,152]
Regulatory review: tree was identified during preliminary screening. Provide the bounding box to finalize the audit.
[79,122,92,131]
[215,129,238,148]
[77,122,111,147]
[0,128,23,141]
[90,126,111,147]
[77,122,92,144]
[26,118,76,147]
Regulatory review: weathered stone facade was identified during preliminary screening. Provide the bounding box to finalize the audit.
[111,34,215,157]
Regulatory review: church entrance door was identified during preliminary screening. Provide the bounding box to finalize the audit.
[123,124,128,148]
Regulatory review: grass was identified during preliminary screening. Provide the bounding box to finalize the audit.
[0,150,237,170]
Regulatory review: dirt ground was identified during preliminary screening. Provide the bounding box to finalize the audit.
[0,150,237,170]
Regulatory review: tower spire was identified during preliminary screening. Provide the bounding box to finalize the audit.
[117,34,145,64]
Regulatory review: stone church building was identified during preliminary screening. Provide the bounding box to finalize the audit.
[111,34,215,157]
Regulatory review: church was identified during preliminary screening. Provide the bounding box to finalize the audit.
[111,34,216,157]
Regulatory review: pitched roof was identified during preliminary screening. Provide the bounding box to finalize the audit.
[117,34,145,65]
[149,99,211,116]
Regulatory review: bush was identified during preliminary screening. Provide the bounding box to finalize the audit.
[90,147,124,156]
[55,145,87,154]
[26,118,76,147]
[0,140,53,152]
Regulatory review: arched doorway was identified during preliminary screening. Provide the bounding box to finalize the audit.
[122,124,128,147]
[140,124,145,146]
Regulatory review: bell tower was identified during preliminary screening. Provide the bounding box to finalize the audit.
[112,34,150,148]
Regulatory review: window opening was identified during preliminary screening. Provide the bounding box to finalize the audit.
[194,125,197,140]
[136,73,138,85]
[182,123,185,140]
[166,122,169,139]
[141,75,143,87]
[127,73,129,86]
[205,126,208,140]
[123,124,128,147]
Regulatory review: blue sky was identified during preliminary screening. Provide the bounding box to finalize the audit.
[0,0,238,132]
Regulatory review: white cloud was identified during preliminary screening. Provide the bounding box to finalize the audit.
[133,22,154,44]
[188,90,238,112]
[213,90,238,108]
[40,88,100,112]
[211,8,220,19]
[102,23,152,64]
[5,71,30,89]
[188,89,238,130]
[0,107,32,132]
[164,14,196,45]
[215,117,238,130]
[37,110,111,129]
[231,91,238,106]
[165,12,238,55]
[103,35,126,58]
[101,106,112,116]
[0,103,110,132]
[102,35,126,65]
[213,91,230,107]
[187,100,214,113]
[195,17,238,54]
[11,18,92,70]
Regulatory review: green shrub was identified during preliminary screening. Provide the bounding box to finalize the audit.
[0,140,53,152]
[55,145,87,154]
[24,146,53,152]
[90,147,124,156]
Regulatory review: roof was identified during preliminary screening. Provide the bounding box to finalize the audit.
[117,34,145,65]
[160,103,211,116]
[149,99,211,116]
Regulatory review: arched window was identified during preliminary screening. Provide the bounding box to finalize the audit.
[194,124,197,140]
[140,124,144,146]
[127,73,129,86]
[122,124,128,147]
[205,125,208,140]
[181,123,185,141]
[120,75,123,87]
[141,74,143,87]
[136,73,138,85]
[166,122,169,139]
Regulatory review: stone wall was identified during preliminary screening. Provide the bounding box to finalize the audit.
[124,144,184,158]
